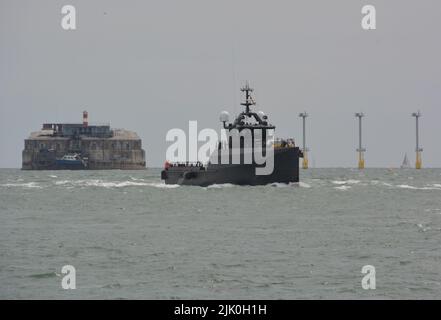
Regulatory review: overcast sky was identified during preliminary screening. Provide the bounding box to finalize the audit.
[1,0,440,168]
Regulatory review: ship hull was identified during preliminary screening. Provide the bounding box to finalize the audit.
[161,147,300,186]
[54,159,86,170]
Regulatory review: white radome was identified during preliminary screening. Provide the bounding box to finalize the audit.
[257,111,265,118]
[219,111,230,123]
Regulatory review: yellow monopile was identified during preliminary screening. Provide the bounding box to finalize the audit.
[358,152,365,169]
[416,152,422,169]
[302,152,309,169]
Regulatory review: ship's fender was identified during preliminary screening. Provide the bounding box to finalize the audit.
[183,171,197,180]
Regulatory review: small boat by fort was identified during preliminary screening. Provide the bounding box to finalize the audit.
[55,154,88,170]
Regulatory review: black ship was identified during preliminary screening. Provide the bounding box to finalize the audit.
[161,84,303,186]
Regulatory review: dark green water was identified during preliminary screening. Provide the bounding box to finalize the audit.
[0,168,440,299]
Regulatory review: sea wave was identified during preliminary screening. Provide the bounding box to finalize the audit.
[207,183,235,189]
[332,180,360,185]
[334,185,351,191]
[416,223,432,232]
[206,182,306,188]
[424,208,441,214]
[54,179,179,189]
[147,183,180,189]
[396,184,441,191]
[370,180,394,187]
[299,182,311,188]
[269,182,292,188]
[129,176,146,181]
[0,182,42,188]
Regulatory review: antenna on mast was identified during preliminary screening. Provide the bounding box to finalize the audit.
[240,82,255,113]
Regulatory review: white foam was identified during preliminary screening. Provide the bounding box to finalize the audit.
[332,180,360,185]
[396,184,441,190]
[334,185,351,191]
[299,182,311,188]
[397,184,417,189]
[424,208,441,213]
[129,176,146,181]
[95,181,150,188]
[381,182,393,187]
[207,183,235,189]
[53,179,179,189]
[147,182,180,189]
[269,182,290,187]
[55,180,70,185]
[416,223,431,232]
[1,182,42,188]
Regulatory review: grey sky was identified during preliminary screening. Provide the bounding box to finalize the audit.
[1,0,440,168]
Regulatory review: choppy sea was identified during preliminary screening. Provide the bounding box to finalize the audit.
[0,168,440,299]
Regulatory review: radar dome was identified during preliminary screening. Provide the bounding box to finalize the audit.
[219,111,230,123]
[257,111,265,118]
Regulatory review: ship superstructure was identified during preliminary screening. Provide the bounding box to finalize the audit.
[161,84,302,186]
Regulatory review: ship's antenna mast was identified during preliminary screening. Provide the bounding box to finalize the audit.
[240,82,255,113]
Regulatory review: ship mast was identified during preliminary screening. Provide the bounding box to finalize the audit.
[225,82,274,131]
[240,82,256,114]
